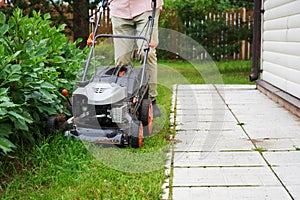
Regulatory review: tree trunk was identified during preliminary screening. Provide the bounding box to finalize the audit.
[72,0,89,49]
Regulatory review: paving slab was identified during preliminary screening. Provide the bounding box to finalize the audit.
[175,121,242,131]
[173,151,265,167]
[171,186,291,200]
[172,167,280,187]
[174,115,230,127]
[175,108,228,116]
[215,84,256,90]
[263,151,300,166]
[252,138,300,151]
[174,113,236,123]
[177,84,216,90]
[174,130,254,152]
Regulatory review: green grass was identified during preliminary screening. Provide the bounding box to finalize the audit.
[0,60,253,199]
[1,135,167,199]
[253,147,268,153]
[158,60,253,85]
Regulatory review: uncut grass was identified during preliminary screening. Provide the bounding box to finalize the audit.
[1,60,252,199]
[1,135,167,199]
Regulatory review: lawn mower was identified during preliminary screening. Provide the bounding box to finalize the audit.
[47,0,157,148]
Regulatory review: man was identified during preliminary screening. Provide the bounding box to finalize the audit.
[109,0,163,117]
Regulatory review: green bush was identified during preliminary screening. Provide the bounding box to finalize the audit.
[160,0,253,61]
[0,9,87,153]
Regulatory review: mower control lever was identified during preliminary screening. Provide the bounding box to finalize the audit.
[62,89,72,107]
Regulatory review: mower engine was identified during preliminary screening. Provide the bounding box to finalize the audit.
[63,66,149,147]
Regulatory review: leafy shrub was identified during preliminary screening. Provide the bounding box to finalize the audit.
[160,0,253,61]
[0,9,87,153]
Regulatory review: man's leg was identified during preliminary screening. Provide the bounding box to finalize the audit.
[111,17,135,67]
[135,9,161,116]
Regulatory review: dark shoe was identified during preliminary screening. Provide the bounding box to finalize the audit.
[152,100,161,118]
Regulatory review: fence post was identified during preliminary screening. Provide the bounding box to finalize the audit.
[241,7,247,60]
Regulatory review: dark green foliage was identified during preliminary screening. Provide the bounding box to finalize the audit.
[0,9,87,153]
[160,0,253,61]
[218,0,254,10]
[1,0,95,49]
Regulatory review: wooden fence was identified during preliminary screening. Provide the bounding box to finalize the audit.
[91,8,253,60]
[160,8,254,60]
[90,8,112,34]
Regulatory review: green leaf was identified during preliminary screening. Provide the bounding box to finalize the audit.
[8,74,21,82]
[0,108,7,115]
[0,44,4,56]
[51,56,65,63]
[12,50,22,59]
[41,82,56,89]
[8,111,33,124]
[58,24,66,32]
[0,88,8,96]
[40,89,55,100]
[0,24,9,35]
[0,102,16,108]
[6,64,21,74]
[14,120,28,131]
[0,64,22,86]
[24,91,41,101]
[0,123,12,137]
[43,13,51,20]
[8,111,30,131]
[0,96,10,102]
[25,40,35,52]
[0,12,5,25]
[36,105,57,115]
[35,47,48,58]
[0,138,15,154]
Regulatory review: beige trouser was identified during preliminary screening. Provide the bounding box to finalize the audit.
[111,9,160,101]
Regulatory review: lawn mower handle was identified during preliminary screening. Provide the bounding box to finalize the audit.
[81,0,108,83]
[81,0,157,84]
[95,34,149,45]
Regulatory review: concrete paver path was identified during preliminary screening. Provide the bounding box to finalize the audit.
[163,84,300,200]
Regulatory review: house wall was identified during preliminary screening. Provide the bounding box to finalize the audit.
[262,0,300,99]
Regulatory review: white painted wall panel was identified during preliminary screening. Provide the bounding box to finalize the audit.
[264,61,300,85]
[263,30,287,41]
[287,81,300,99]
[262,71,287,91]
[287,28,300,42]
[288,14,300,28]
[264,0,295,10]
[263,41,300,56]
[264,17,288,31]
[264,29,300,42]
[264,1,300,21]
[263,61,287,79]
[286,68,300,85]
[263,12,300,31]
[263,51,300,71]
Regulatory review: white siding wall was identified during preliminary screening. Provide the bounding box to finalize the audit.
[262,0,300,99]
